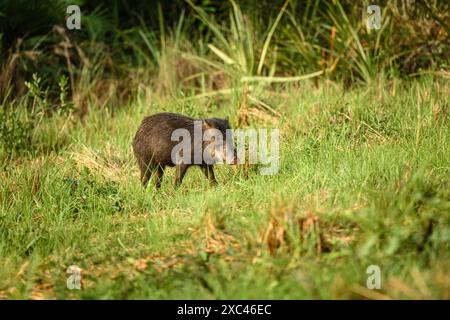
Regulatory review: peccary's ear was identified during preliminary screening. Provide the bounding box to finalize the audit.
[204,118,229,130]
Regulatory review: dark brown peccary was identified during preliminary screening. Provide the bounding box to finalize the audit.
[132,112,238,188]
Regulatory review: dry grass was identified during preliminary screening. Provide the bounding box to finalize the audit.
[70,145,134,182]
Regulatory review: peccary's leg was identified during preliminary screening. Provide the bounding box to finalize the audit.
[138,157,155,187]
[174,164,189,187]
[155,165,164,189]
[201,165,217,185]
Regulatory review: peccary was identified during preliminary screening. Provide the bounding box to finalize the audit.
[132,112,238,188]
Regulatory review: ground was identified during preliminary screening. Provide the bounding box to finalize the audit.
[0,77,449,299]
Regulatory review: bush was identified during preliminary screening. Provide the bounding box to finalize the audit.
[0,74,73,159]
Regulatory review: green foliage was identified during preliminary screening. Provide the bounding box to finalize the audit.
[0,98,35,158]
[0,0,449,300]
[2,0,449,103]
[0,74,74,159]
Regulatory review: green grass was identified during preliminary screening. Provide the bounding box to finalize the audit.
[0,76,449,299]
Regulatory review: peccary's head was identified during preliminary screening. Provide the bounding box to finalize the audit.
[203,117,238,165]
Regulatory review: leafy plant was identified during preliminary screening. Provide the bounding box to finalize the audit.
[0,74,74,159]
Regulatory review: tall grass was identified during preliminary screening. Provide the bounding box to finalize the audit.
[2,1,448,105]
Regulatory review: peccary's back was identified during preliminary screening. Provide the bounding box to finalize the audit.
[132,113,195,166]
